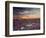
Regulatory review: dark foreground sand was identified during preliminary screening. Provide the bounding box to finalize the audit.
[13,18,40,31]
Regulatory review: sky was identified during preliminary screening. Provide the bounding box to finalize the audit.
[13,7,40,16]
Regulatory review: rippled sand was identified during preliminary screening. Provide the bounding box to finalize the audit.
[13,17,40,31]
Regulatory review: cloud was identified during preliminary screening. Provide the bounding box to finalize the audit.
[19,8,40,16]
[13,7,40,16]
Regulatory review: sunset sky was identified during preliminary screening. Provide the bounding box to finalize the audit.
[13,7,40,19]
